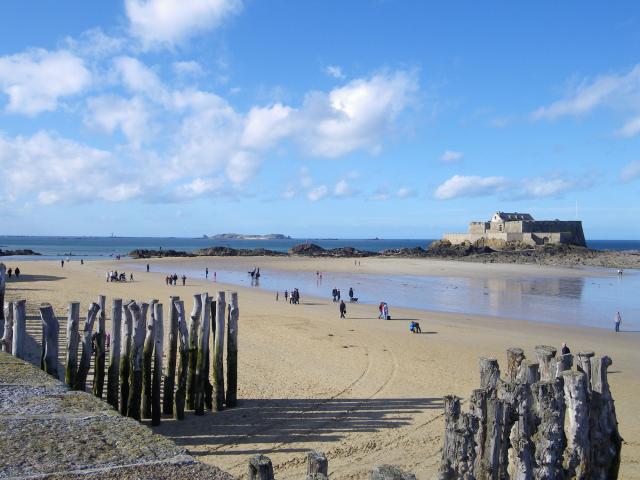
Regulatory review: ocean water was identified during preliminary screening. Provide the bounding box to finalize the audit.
[0,235,638,260]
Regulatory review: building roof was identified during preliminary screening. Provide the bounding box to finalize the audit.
[493,211,534,221]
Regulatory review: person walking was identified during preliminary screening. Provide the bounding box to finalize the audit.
[14,267,20,278]
[348,287,354,301]
[205,267,209,279]
[276,291,279,301]
[182,275,186,286]
[339,300,347,318]
[7,268,12,278]
[284,290,289,302]
[61,259,64,268]
[146,263,150,272]
[615,311,622,332]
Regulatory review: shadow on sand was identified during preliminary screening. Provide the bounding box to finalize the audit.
[6,274,65,283]
[156,397,443,456]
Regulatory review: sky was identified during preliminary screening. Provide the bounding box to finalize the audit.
[1,1,639,239]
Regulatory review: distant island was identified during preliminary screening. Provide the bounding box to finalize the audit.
[205,233,291,240]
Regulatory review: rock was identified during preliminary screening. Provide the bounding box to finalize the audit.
[289,243,327,255]
[129,250,194,259]
[0,249,40,256]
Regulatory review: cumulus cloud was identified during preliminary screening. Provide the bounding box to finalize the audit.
[440,150,463,163]
[434,175,509,200]
[125,0,242,49]
[533,64,640,137]
[173,60,205,77]
[85,95,151,147]
[241,103,295,150]
[0,49,91,115]
[334,179,353,197]
[325,65,345,79]
[396,187,416,198]
[113,56,167,100]
[307,185,328,201]
[620,161,640,183]
[517,176,589,199]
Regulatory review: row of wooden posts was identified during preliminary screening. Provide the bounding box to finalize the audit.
[1,288,239,424]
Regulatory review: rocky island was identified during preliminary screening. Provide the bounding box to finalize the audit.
[0,248,40,256]
[205,233,291,240]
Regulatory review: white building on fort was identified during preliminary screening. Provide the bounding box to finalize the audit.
[443,211,586,247]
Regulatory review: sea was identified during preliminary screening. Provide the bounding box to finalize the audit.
[2,236,639,330]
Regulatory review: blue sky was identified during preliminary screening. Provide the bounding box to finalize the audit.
[1,1,639,239]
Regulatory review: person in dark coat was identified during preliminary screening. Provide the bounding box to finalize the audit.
[339,300,347,318]
[561,342,570,355]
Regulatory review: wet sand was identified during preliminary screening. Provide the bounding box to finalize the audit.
[4,257,639,479]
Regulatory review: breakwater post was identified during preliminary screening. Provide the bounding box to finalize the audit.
[127,301,147,420]
[107,298,122,409]
[174,299,188,420]
[164,295,179,415]
[152,301,163,426]
[195,293,211,415]
[12,299,26,359]
[75,302,100,391]
[142,299,157,419]
[186,293,201,410]
[213,291,226,411]
[65,302,80,388]
[226,291,239,408]
[120,300,133,415]
[39,303,59,378]
[2,300,13,354]
[93,295,106,398]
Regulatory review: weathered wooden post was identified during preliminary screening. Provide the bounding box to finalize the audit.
[120,301,133,416]
[508,381,535,480]
[0,263,6,327]
[75,302,100,391]
[371,465,416,480]
[1,301,13,354]
[106,298,122,409]
[39,304,60,378]
[532,379,565,479]
[142,299,157,419]
[506,347,525,382]
[307,451,328,479]
[516,359,539,385]
[151,302,163,426]
[535,345,557,382]
[65,302,80,388]
[163,296,179,415]
[562,370,590,479]
[194,293,211,415]
[556,353,573,378]
[576,351,594,393]
[479,357,500,390]
[226,291,239,408]
[127,301,148,420]
[186,294,202,410]
[248,455,274,480]
[205,300,214,410]
[12,299,26,359]
[213,291,226,411]
[93,295,106,398]
[174,300,189,420]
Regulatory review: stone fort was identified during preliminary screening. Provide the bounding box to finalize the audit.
[443,211,586,247]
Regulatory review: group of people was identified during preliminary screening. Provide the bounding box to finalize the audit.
[205,267,216,281]
[332,287,356,302]
[378,302,390,320]
[106,270,131,282]
[281,288,300,304]
[5,267,21,279]
[166,274,186,286]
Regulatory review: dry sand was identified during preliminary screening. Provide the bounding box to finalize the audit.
[4,257,639,479]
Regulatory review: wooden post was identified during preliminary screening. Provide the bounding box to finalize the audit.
[12,299,26,359]
[142,299,157,419]
[534,345,557,382]
[1,301,13,354]
[163,296,179,415]
[39,304,60,378]
[205,300,214,410]
[151,302,163,426]
[127,301,148,420]
[174,300,189,420]
[248,455,274,480]
[371,465,416,480]
[106,298,122,409]
[65,302,80,388]
[226,292,239,408]
[532,379,565,479]
[506,347,525,382]
[186,294,202,410]
[93,295,106,398]
[516,359,539,385]
[0,263,5,327]
[562,370,590,478]
[508,382,535,480]
[576,351,594,393]
[213,291,226,411]
[307,451,328,480]
[194,293,211,415]
[120,301,133,416]
[479,357,500,390]
[75,302,100,391]
[556,352,573,377]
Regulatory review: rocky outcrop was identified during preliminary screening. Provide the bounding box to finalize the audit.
[129,249,195,259]
[0,249,40,256]
[288,244,375,257]
[195,247,284,256]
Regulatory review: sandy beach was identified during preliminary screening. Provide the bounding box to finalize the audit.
[4,257,639,479]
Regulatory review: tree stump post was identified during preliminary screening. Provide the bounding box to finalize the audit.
[562,370,590,479]
[120,300,133,416]
[226,291,239,408]
[12,299,26,359]
[39,304,60,378]
[516,359,539,385]
[194,293,210,415]
[106,298,122,409]
[248,455,274,480]
[152,302,163,426]
[174,300,189,420]
[479,357,500,390]
[506,347,525,382]
[127,301,148,420]
[205,300,214,410]
[93,295,106,398]
[576,351,594,394]
[213,291,226,411]
[508,381,535,480]
[307,451,328,480]
[65,302,80,388]
[2,301,14,354]
[532,379,565,479]
[163,295,179,415]
[75,302,100,391]
[142,299,157,419]
[0,263,5,327]
[535,345,557,382]
[186,294,202,410]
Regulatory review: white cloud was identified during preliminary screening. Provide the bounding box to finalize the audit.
[171,177,222,200]
[533,64,640,137]
[334,179,353,197]
[85,95,150,147]
[299,167,313,188]
[241,103,295,150]
[113,56,167,101]
[307,185,328,201]
[518,176,585,198]
[434,175,509,200]
[173,60,205,77]
[226,151,260,184]
[64,28,125,58]
[621,161,640,183]
[125,0,242,49]
[325,65,345,79]
[396,187,416,198]
[440,150,463,163]
[0,49,91,115]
